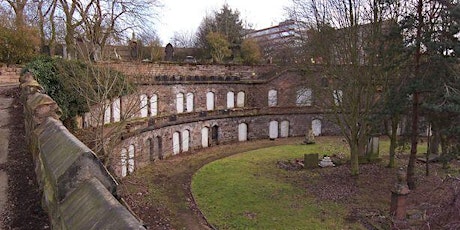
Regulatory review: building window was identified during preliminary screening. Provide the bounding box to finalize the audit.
[112,98,121,122]
[128,145,135,174]
[268,89,278,107]
[280,120,290,137]
[206,92,215,110]
[121,148,127,177]
[237,91,245,107]
[269,120,279,139]
[296,88,312,106]
[182,130,190,152]
[238,123,248,141]
[201,127,210,147]
[312,119,322,136]
[176,93,184,113]
[140,94,148,117]
[186,93,194,112]
[227,91,235,109]
[172,131,181,155]
[104,100,111,124]
[150,94,158,116]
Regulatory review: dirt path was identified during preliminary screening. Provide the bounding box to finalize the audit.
[0,86,13,229]
[0,86,49,229]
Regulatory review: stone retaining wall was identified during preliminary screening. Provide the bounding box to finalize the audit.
[19,72,145,229]
[0,64,21,85]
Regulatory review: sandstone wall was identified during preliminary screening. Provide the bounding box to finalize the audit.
[0,64,21,85]
[19,73,145,229]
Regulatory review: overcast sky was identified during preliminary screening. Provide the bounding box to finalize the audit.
[156,0,292,45]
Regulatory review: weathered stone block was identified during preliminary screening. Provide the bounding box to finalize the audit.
[59,177,145,230]
[304,153,319,169]
[36,118,117,202]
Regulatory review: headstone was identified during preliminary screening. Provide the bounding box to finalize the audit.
[165,43,174,61]
[366,136,380,160]
[304,153,318,169]
[303,129,315,144]
[319,156,335,167]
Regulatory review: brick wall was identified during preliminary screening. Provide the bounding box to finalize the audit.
[100,64,340,178]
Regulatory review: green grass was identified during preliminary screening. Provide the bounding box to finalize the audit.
[192,142,361,230]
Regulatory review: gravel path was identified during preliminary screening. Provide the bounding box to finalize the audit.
[0,86,49,229]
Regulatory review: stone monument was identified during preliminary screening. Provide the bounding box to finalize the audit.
[165,43,174,61]
[303,129,315,144]
[319,156,335,167]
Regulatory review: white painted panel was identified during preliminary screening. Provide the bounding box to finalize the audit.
[269,121,279,139]
[150,94,158,116]
[312,119,322,136]
[237,91,245,107]
[173,132,181,155]
[128,145,135,173]
[140,94,148,117]
[268,90,277,107]
[238,123,248,141]
[112,98,121,122]
[280,120,289,137]
[201,127,209,147]
[121,148,127,177]
[176,93,184,113]
[186,93,194,112]
[206,92,215,110]
[227,91,235,109]
[104,101,111,124]
[182,130,190,152]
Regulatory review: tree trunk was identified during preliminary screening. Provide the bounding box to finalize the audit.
[407,0,423,190]
[388,117,399,168]
[407,92,419,189]
[350,138,360,176]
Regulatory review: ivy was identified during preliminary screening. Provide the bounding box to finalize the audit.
[23,56,134,121]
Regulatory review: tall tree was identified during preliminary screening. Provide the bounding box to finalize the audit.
[206,32,231,63]
[4,0,28,29]
[195,4,244,59]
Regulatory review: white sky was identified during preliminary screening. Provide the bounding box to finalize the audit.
[156,0,292,45]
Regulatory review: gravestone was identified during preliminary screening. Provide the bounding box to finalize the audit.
[303,129,315,144]
[165,43,174,61]
[129,33,139,60]
[366,136,380,160]
[304,153,318,169]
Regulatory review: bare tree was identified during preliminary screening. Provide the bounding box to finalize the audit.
[288,0,396,175]
[171,30,196,48]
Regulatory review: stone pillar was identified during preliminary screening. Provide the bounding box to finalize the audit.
[390,168,410,220]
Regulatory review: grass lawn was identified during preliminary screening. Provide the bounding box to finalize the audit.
[122,136,444,229]
[191,138,431,229]
[192,140,363,229]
